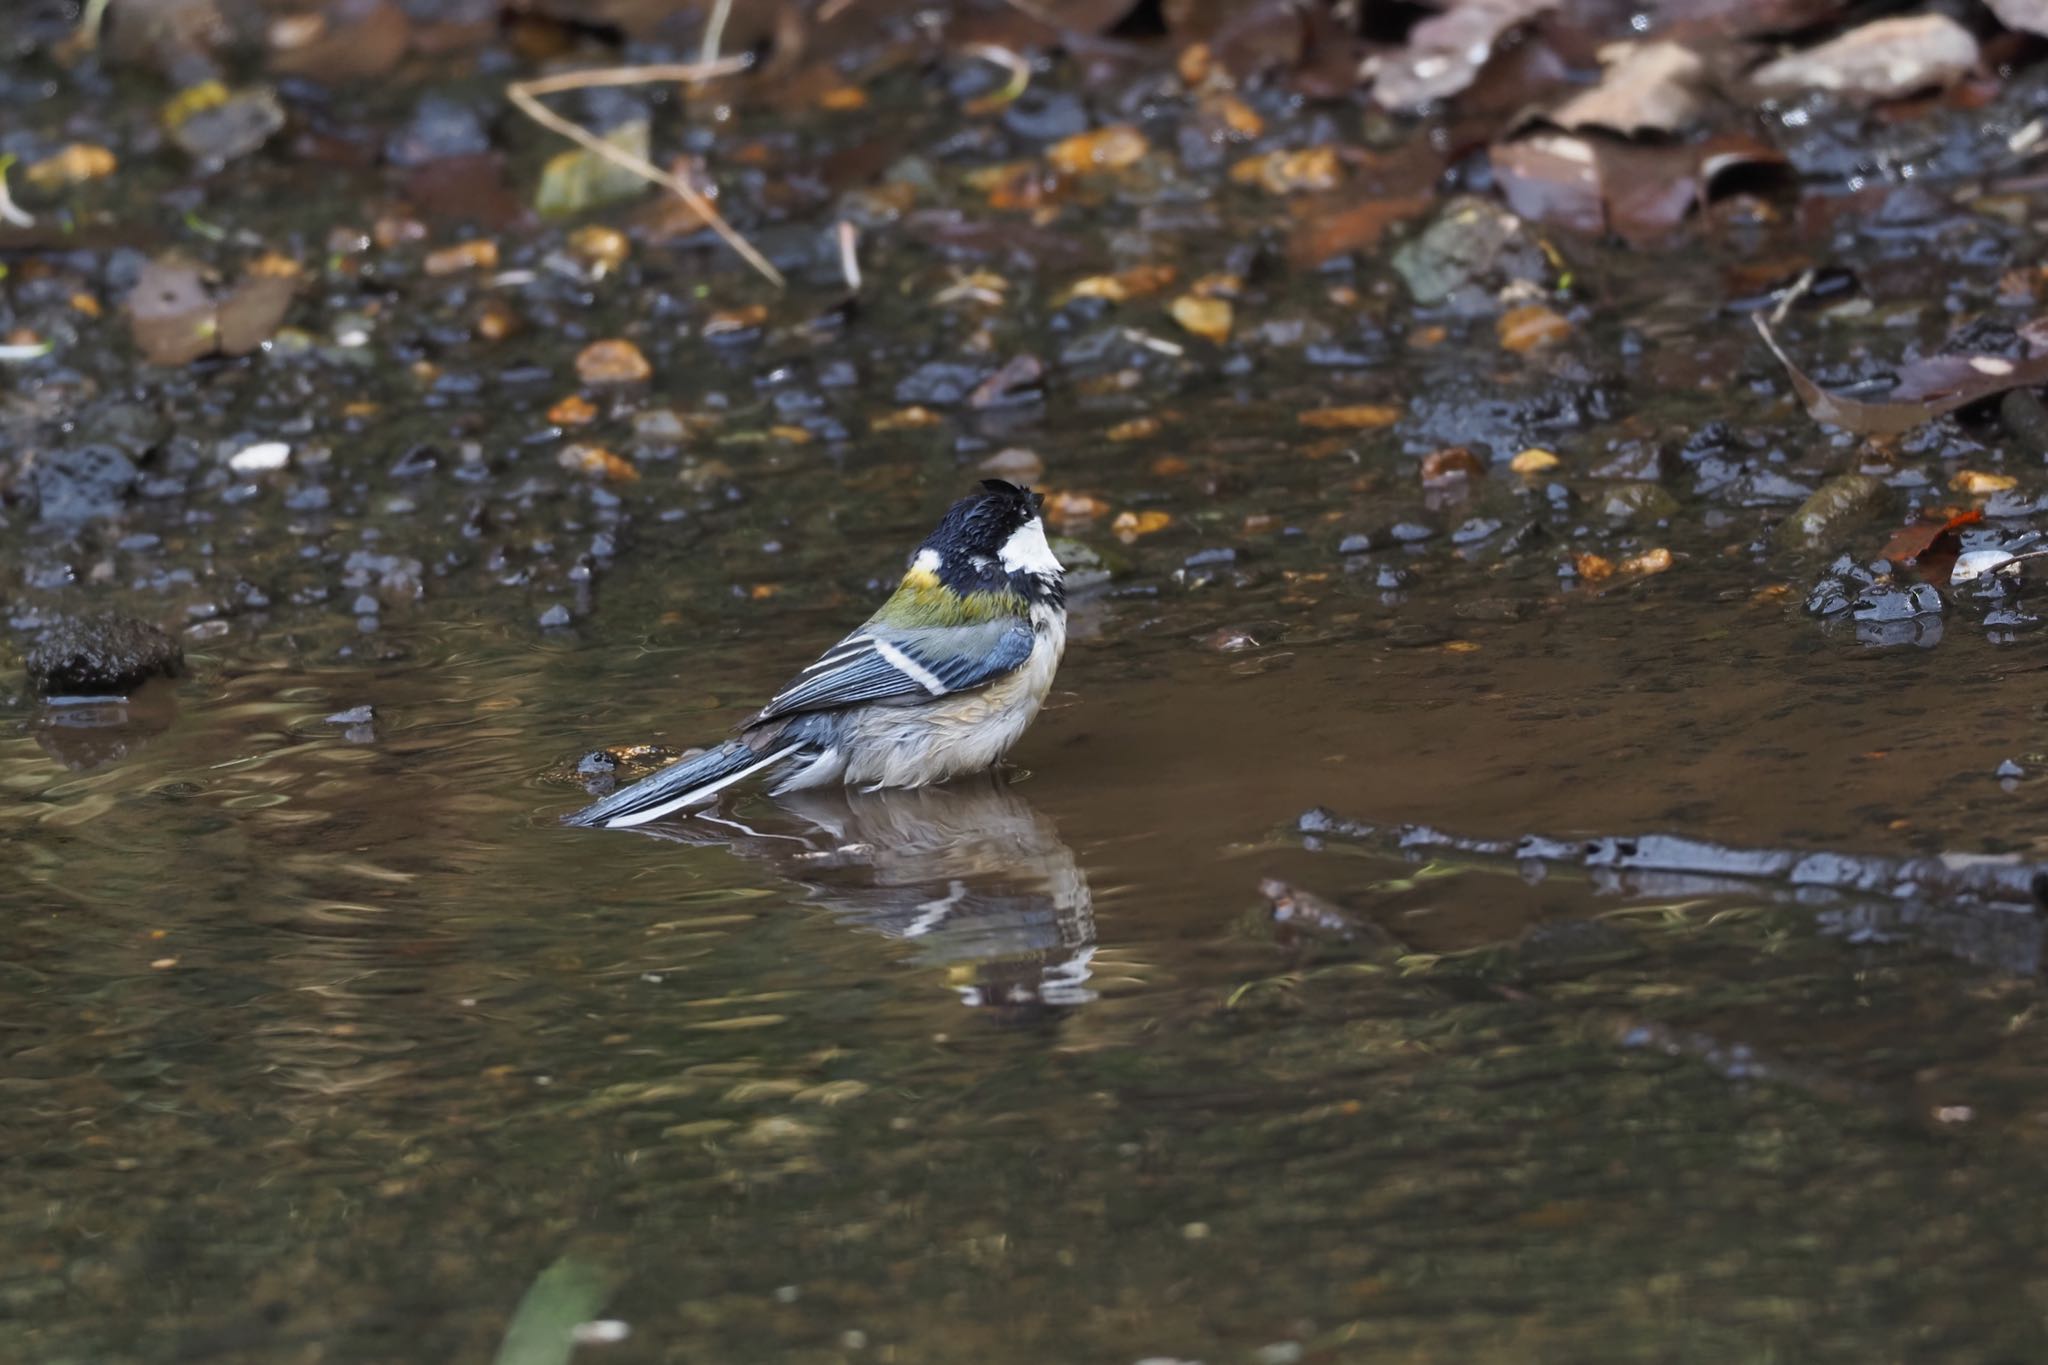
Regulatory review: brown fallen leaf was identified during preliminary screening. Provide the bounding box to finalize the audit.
[127,255,299,366]
[1045,125,1148,174]
[1879,506,1981,565]
[1753,313,2048,437]
[576,338,652,385]
[1107,416,1164,441]
[1493,131,1787,241]
[1498,304,1572,352]
[1548,42,1709,136]
[1288,193,1432,266]
[268,0,410,81]
[1421,446,1486,485]
[1371,0,1559,109]
[1750,14,1979,100]
[1300,404,1401,430]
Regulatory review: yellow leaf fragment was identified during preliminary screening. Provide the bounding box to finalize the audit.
[26,143,116,189]
[1062,263,1177,303]
[557,443,639,482]
[1044,490,1112,524]
[567,224,630,271]
[1951,469,2018,494]
[1619,548,1674,576]
[161,81,229,131]
[872,405,942,431]
[1170,293,1232,343]
[1228,146,1341,195]
[1510,447,1561,474]
[1299,404,1401,430]
[1574,552,1615,582]
[1498,304,1572,352]
[548,394,598,426]
[422,239,499,276]
[575,338,652,384]
[1107,416,1164,442]
[1112,509,1173,541]
[1046,124,1148,174]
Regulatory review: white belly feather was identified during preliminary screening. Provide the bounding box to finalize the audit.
[802,606,1066,792]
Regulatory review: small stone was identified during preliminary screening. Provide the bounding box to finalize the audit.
[227,440,291,473]
[326,706,374,725]
[25,615,182,696]
[538,604,573,628]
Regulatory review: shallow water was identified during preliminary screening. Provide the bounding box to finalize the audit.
[12,516,2048,1363]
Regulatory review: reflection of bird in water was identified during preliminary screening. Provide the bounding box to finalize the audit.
[636,776,1095,1014]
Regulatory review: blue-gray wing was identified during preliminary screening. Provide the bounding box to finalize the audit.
[752,619,1036,724]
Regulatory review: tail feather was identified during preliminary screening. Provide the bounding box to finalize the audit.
[563,740,800,829]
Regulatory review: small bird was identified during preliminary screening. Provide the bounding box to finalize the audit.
[564,479,1067,829]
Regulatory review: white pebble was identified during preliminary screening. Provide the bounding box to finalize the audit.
[570,1319,631,1344]
[228,441,291,473]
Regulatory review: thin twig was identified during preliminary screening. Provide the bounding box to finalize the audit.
[699,0,735,66]
[1767,267,1815,327]
[506,60,785,289]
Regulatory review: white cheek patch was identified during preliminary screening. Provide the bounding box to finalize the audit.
[999,516,1062,576]
[912,547,941,574]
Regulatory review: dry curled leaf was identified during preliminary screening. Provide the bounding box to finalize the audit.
[1549,42,1708,136]
[1753,313,2048,437]
[1511,448,1561,474]
[1574,551,1616,582]
[1421,446,1486,485]
[1879,507,1980,565]
[1751,14,1979,101]
[1619,548,1674,576]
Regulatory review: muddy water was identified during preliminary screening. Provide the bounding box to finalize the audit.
[11,479,2048,1363]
